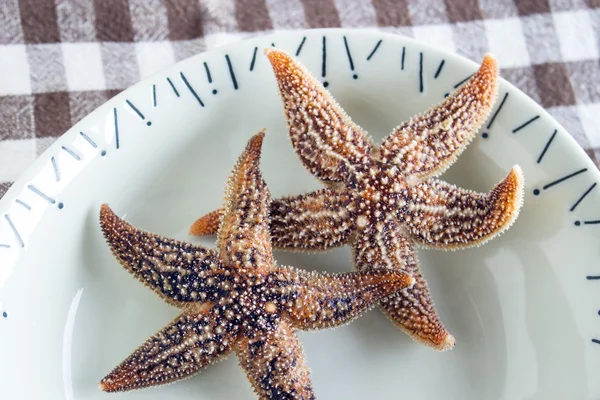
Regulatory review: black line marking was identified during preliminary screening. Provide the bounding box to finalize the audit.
[113,107,119,149]
[79,131,97,148]
[180,72,205,107]
[61,146,81,161]
[343,36,355,71]
[321,36,327,78]
[225,54,238,90]
[593,339,600,344]
[126,99,145,120]
[51,156,60,182]
[153,84,157,107]
[486,93,508,129]
[570,183,596,212]
[15,199,31,210]
[5,214,23,248]
[537,129,557,164]
[434,60,445,79]
[250,46,258,71]
[512,115,540,133]
[401,47,406,70]
[271,42,275,47]
[203,62,213,83]
[542,168,587,191]
[418,52,424,93]
[295,36,306,56]
[167,77,180,97]
[453,74,473,88]
[584,220,600,225]
[27,185,55,204]
[0,244,9,249]
[366,39,382,61]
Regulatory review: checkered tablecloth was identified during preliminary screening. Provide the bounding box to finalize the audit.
[1,0,599,199]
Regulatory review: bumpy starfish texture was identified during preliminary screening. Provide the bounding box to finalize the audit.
[191,49,525,351]
[99,132,415,399]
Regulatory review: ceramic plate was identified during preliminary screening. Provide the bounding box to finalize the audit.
[0,29,599,400]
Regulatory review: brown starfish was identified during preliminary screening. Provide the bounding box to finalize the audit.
[99,132,414,398]
[191,49,525,351]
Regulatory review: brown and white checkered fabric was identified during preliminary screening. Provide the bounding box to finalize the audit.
[1,0,599,199]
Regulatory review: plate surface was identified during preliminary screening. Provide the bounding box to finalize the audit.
[0,29,599,400]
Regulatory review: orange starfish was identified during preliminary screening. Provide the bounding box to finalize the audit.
[191,50,525,351]
[99,132,414,398]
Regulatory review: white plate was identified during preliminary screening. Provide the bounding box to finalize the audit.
[0,29,599,400]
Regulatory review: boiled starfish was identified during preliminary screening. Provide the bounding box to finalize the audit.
[99,132,414,398]
[191,49,525,351]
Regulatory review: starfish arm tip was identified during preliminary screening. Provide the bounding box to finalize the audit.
[189,223,202,236]
[249,129,266,148]
[99,203,120,235]
[435,333,456,352]
[511,163,525,197]
[501,164,526,225]
[264,47,286,66]
[189,215,213,236]
[482,53,498,70]
[99,203,112,220]
[467,164,526,244]
[99,204,126,236]
[98,378,116,393]
[397,318,456,351]
[511,164,525,184]
[475,54,498,88]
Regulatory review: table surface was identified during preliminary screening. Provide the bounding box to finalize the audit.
[1,0,599,199]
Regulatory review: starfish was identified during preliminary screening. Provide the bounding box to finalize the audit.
[98,132,415,398]
[190,49,525,351]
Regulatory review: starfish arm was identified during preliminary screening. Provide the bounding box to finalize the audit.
[190,189,356,252]
[218,131,274,269]
[266,48,373,184]
[401,166,525,249]
[379,54,499,181]
[283,267,415,330]
[190,208,223,236]
[269,189,356,251]
[353,219,455,351]
[237,320,314,400]
[100,309,238,392]
[100,205,231,306]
